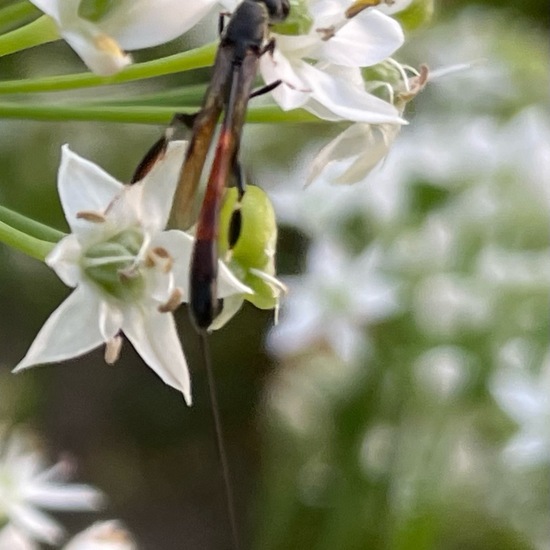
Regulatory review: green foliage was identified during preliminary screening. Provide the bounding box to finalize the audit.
[396,0,435,31]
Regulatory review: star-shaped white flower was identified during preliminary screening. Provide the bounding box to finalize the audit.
[261,0,405,124]
[268,239,400,363]
[0,431,104,548]
[29,0,236,75]
[307,64,429,185]
[12,142,249,405]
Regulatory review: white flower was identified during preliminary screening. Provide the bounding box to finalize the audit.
[29,0,236,75]
[0,431,103,547]
[491,347,550,469]
[268,240,400,362]
[261,0,405,124]
[63,520,136,550]
[12,143,249,405]
[0,524,36,550]
[307,64,429,185]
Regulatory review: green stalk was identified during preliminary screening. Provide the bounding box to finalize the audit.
[0,1,40,32]
[0,15,59,57]
[92,84,209,107]
[0,220,54,261]
[0,42,217,94]
[0,205,65,242]
[0,102,320,124]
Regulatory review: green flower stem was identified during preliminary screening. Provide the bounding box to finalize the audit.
[0,1,40,32]
[0,42,217,94]
[0,101,320,124]
[0,15,59,57]
[0,205,65,242]
[0,220,55,261]
[93,84,208,107]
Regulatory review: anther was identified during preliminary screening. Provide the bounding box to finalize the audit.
[105,335,123,365]
[316,25,336,41]
[76,210,106,223]
[158,287,184,313]
[94,34,125,57]
[146,247,174,273]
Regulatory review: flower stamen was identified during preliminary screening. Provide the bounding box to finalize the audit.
[76,210,106,223]
[147,246,174,273]
[104,335,123,365]
[158,287,184,313]
[94,34,125,57]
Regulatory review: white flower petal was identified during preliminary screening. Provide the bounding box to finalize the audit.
[98,301,124,342]
[153,230,251,300]
[12,285,104,372]
[209,295,244,331]
[8,502,65,545]
[60,28,132,76]
[502,431,550,468]
[139,140,188,232]
[0,525,37,550]
[260,52,311,111]
[327,317,367,363]
[102,184,142,233]
[58,146,123,239]
[302,63,405,123]
[491,368,547,424]
[334,124,401,184]
[122,307,191,404]
[152,230,195,298]
[46,234,82,287]
[307,122,401,185]
[217,261,253,297]
[318,10,404,67]
[101,0,219,50]
[268,291,322,357]
[25,484,104,511]
[33,461,69,484]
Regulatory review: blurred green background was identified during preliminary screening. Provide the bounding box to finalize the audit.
[0,0,548,548]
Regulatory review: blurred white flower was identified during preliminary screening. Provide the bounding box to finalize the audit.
[29,0,236,75]
[261,0,405,124]
[307,119,402,186]
[12,143,249,405]
[491,348,550,468]
[413,346,470,401]
[63,520,136,550]
[0,431,103,547]
[307,65,428,185]
[413,273,493,338]
[269,240,400,362]
[265,138,407,236]
[0,524,36,550]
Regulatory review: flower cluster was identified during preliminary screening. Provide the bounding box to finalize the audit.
[2,0,423,404]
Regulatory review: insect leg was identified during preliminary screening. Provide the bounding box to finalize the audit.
[249,79,282,99]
